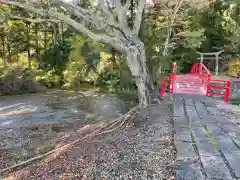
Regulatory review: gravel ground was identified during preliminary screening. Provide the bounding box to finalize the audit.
[2,96,175,180]
[204,98,240,125]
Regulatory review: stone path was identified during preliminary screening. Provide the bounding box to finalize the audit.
[173,94,240,180]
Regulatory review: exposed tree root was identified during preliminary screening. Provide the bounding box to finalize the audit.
[0,105,140,175]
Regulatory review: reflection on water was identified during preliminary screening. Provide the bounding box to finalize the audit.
[0,90,134,128]
[0,90,135,169]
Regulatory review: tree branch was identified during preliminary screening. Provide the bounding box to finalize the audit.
[162,0,184,56]
[10,15,60,23]
[111,0,133,38]
[132,0,145,36]
[0,4,57,23]
[171,0,184,24]
[99,0,119,27]
[0,0,126,52]
[60,0,125,39]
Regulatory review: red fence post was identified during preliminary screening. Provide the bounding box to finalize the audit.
[170,75,174,93]
[206,75,211,96]
[172,62,177,74]
[171,62,177,93]
[225,81,231,103]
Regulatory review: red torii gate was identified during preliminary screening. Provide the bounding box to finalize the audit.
[160,62,231,103]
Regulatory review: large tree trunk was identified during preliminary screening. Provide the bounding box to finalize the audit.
[125,42,154,106]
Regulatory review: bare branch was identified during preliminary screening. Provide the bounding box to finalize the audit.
[99,0,118,27]
[124,0,132,11]
[0,2,58,23]
[59,2,98,27]
[109,0,132,37]
[60,0,124,39]
[171,0,184,24]
[10,15,60,23]
[0,0,126,52]
[162,0,184,56]
[132,0,145,36]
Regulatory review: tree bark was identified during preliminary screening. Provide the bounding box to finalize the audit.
[162,28,172,56]
[26,21,31,68]
[1,29,7,68]
[61,21,64,43]
[44,23,48,50]
[16,48,19,65]
[51,23,58,46]
[124,42,154,106]
[6,41,11,63]
[111,48,117,68]
[162,0,184,57]
[35,23,40,69]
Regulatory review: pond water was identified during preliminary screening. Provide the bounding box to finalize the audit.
[0,89,136,170]
[0,90,135,126]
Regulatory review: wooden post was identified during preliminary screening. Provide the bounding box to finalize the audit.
[200,54,203,75]
[172,62,177,74]
[200,54,203,64]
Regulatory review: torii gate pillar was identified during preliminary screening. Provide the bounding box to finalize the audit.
[197,50,224,76]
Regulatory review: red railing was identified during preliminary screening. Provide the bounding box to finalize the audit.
[190,62,211,85]
[160,62,231,103]
[160,63,176,96]
[160,75,174,96]
[207,79,231,103]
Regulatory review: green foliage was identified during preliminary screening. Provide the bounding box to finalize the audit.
[41,42,71,73]
[199,0,231,51]
[0,67,44,95]
[228,59,240,77]
[62,35,101,88]
[225,25,240,55]
[35,70,61,88]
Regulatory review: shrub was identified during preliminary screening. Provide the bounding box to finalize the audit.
[228,59,240,77]
[35,70,61,88]
[0,68,46,96]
